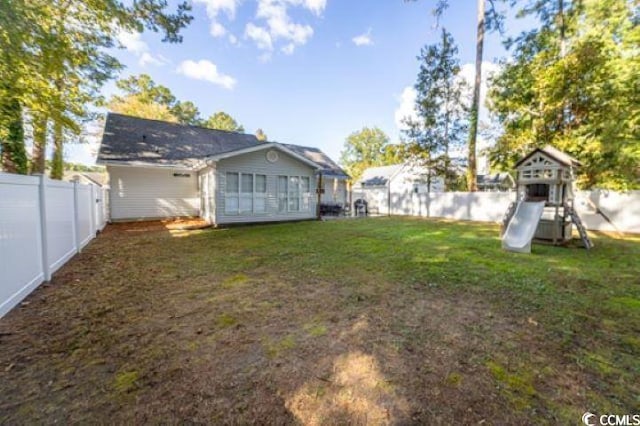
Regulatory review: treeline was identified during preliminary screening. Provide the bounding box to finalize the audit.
[343,0,639,190]
[0,0,193,178]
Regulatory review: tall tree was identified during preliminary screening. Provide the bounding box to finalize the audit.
[488,0,639,189]
[203,112,244,132]
[404,29,468,190]
[0,0,193,174]
[255,128,268,141]
[340,127,395,181]
[0,87,28,174]
[108,74,202,125]
[407,0,505,190]
[466,0,485,191]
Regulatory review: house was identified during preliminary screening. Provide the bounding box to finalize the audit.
[352,163,444,215]
[97,113,349,224]
[476,173,515,192]
[64,171,109,187]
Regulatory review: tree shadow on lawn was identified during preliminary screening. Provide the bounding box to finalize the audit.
[0,219,633,424]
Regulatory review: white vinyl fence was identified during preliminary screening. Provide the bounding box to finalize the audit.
[0,173,109,318]
[353,189,640,234]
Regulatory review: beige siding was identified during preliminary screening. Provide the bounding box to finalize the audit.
[215,149,317,224]
[108,165,200,220]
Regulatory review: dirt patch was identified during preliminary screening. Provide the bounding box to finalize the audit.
[104,218,210,234]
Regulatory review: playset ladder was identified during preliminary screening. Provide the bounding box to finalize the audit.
[501,201,517,236]
[565,203,593,249]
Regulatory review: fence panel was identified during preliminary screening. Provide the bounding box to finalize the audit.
[359,186,639,234]
[45,180,77,274]
[0,175,44,317]
[0,173,107,318]
[76,184,93,249]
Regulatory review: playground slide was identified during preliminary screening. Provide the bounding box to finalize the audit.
[502,201,546,253]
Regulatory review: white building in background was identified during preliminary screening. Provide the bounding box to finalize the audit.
[352,163,444,215]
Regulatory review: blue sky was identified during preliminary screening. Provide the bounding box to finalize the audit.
[69,0,516,166]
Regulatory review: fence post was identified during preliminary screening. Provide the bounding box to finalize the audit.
[89,184,96,237]
[73,181,80,253]
[38,174,51,282]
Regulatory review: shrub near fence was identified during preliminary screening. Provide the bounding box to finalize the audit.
[0,173,108,318]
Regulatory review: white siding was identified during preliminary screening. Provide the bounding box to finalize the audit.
[215,149,317,224]
[353,165,445,215]
[108,166,199,220]
[198,166,216,223]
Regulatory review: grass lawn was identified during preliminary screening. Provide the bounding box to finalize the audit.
[0,217,638,424]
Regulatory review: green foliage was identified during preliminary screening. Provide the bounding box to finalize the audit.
[488,0,640,189]
[108,74,202,125]
[255,128,268,141]
[203,112,245,133]
[404,29,468,190]
[0,90,28,174]
[340,127,400,181]
[0,0,192,175]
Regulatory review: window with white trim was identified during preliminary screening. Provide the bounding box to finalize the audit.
[278,176,288,212]
[301,176,311,211]
[277,175,312,212]
[255,174,267,213]
[240,173,253,213]
[225,172,239,214]
[225,172,268,215]
[288,176,300,211]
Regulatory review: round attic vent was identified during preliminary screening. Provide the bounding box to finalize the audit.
[266,150,279,163]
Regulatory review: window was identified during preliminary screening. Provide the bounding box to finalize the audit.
[225,173,268,214]
[225,172,239,214]
[255,174,267,213]
[276,175,311,212]
[240,173,253,213]
[289,176,300,211]
[278,176,288,212]
[301,177,310,211]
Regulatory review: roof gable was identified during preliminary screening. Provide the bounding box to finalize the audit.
[359,164,404,186]
[515,146,580,168]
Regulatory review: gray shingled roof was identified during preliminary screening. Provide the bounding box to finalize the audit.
[281,143,348,177]
[359,164,404,186]
[477,173,514,186]
[97,113,348,177]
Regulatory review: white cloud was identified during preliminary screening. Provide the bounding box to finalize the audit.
[258,52,273,63]
[194,0,242,43]
[352,28,373,46]
[245,23,273,50]
[394,86,418,130]
[210,22,227,37]
[458,61,500,112]
[255,0,314,47]
[176,59,237,90]
[281,43,295,55]
[228,34,238,44]
[241,0,321,57]
[117,30,148,54]
[116,29,167,67]
[193,0,241,19]
[193,0,325,56]
[301,0,326,15]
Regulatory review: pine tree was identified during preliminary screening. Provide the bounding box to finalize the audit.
[404,29,468,190]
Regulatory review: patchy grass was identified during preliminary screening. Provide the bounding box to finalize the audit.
[0,217,638,423]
